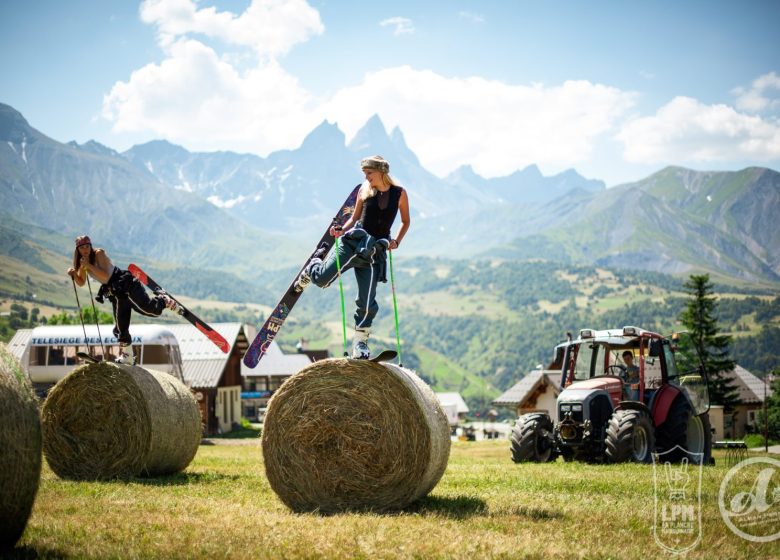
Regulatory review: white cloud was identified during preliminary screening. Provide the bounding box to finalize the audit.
[617,96,780,163]
[322,66,636,177]
[102,38,318,154]
[458,11,484,23]
[139,0,323,57]
[103,0,325,153]
[733,71,780,113]
[105,36,636,175]
[105,2,780,180]
[379,17,415,36]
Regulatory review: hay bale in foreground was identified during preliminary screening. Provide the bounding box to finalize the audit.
[263,358,451,513]
[0,343,42,550]
[41,362,201,480]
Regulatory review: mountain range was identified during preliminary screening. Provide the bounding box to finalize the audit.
[1,101,779,286]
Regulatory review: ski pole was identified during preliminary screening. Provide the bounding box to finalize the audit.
[71,277,92,358]
[334,236,349,357]
[85,275,106,358]
[388,249,402,366]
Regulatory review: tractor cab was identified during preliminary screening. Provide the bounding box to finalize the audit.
[559,326,709,416]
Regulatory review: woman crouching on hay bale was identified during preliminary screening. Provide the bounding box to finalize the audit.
[294,155,410,360]
[67,235,178,365]
[0,343,41,551]
[41,361,202,481]
[262,358,450,513]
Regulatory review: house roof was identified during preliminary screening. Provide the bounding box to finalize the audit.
[493,369,561,407]
[165,322,244,389]
[7,328,32,361]
[165,323,242,361]
[436,392,469,413]
[245,339,313,377]
[729,365,773,404]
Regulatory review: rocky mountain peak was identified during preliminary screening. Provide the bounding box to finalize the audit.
[0,102,34,142]
[299,119,346,151]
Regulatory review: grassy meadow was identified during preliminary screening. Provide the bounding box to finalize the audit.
[9,440,779,559]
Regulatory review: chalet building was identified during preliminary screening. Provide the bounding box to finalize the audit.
[435,392,470,426]
[165,323,247,436]
[492,368,562,417]
[240,328,315,421]
[714,365,773,439]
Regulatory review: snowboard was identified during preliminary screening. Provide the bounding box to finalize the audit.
[128,263,230,354]
[77,351,99,363]
[333,349,398,362]
[369,349,397,363]
[243,184,362,368]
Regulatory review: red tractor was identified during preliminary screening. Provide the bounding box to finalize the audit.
[511,326,712,464]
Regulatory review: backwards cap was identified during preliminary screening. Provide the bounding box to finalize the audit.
[360,155,390,173]
[75,235,92,248]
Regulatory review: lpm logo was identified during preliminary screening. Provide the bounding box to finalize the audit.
[653,447,703,555]
[719,457,780,543]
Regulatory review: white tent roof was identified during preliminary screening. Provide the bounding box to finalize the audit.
[436,392,470,413]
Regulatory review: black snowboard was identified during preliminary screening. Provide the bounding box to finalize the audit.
[243,184,362,368]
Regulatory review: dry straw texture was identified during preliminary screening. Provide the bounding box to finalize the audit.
[263,358,451,513]
[0,342,42,550]
[41,362,201,480]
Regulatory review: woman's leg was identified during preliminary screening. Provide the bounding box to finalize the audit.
[126,277,167,316]
[353,262,380,330]
[110,296,120,339]
[350,263,380,358]
[113,295,133,345]
[310,241,358,288]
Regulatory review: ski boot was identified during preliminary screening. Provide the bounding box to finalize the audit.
[294,266,313,293]
[115,344,136,366]
[294,242,330,292]
[352,328,370,359]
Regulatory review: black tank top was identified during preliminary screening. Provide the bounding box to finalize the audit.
[360,186,403,239]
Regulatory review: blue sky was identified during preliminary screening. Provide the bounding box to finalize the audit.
[1,0,779,186]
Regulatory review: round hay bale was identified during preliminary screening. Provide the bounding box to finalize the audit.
[0,342,42,550]
[263,358,451,513]
[41,362,201,480]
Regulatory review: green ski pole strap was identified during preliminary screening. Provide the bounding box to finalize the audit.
[389,249,402,366]
[335,236,349,357]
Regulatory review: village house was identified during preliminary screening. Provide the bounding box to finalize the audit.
[239,327,314,421]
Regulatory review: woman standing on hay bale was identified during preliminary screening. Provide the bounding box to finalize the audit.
[295,155,410,359]
[66,235,177,365]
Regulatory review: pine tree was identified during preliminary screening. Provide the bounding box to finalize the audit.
[754,368,780,441]
[679,274,740,409]
[755,371,780,442]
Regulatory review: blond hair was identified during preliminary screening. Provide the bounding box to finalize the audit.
[359,173,400,201]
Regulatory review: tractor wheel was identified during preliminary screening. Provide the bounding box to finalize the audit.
[510,413,555,463]
[655,397,712,464]
[605,409,654,463]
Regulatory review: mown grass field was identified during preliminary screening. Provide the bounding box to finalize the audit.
[10,440,779,559]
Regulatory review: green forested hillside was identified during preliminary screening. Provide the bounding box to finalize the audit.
[271,257,780,411]
[4,252,779,414]
[493,166,780,285]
